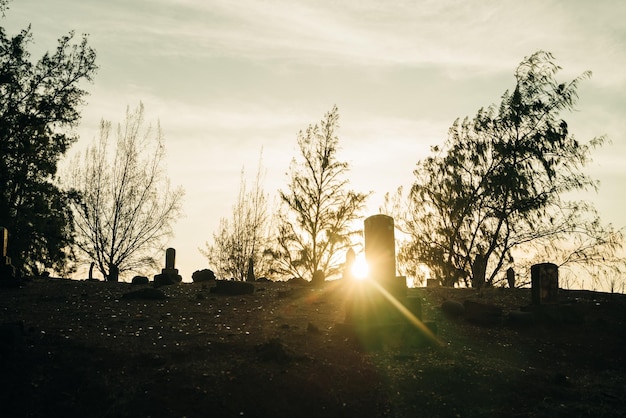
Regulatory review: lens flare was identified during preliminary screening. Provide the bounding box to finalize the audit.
[351,254,369,280]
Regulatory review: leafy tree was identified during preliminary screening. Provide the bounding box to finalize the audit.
[67,103,184,280]
[201,152,274,280]
[392,51,623,287]
[0,20,97,275]
[271,106,370,280]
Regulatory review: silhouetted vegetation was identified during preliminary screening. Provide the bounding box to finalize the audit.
[0,16,97,275]
[201,152,274,280]
[269,106,370,280]
[67,103,184,280]
[387,51,624,288]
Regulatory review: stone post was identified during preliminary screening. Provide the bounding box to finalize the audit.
[246,258,255,282]
[363,214,406,298]
[165,248,176,270]
[1,227,7,262]
[342,247,356,280]
[154,247,182,287]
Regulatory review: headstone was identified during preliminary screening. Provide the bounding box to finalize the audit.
[342,247,356,280]
[0,226,17,285]
[246,258,255,282]
[342,215,435,348]
[472,252,486,289]
[363,215,406,297]
[311,269,325,287]
[154,247,183,287]
[192,269,216,283]
[165,248,176,270]
[426,279,440,287]
[131,275,149,285]
[506,267,515,289]
[108,263,119,282]
[531,263,558,305]
[1,227,8,263]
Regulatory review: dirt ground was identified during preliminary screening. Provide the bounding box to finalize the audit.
[1,278,625,418]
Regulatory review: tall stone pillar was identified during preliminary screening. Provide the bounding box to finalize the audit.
[363,214,406,298]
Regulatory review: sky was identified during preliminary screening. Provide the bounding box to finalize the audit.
[3,0,626,285]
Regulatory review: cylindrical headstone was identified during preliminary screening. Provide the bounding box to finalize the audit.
[531,263,558,304]
[364,214,396,282]
[165,248,176,270]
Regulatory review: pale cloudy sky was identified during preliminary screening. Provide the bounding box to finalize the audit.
[4,0,625,281]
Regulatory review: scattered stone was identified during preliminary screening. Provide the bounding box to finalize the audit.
[442,300,465,317]
[121,288,167,300]
[131,275,149,285]
[210,280,254,295]
[192,269,216,283]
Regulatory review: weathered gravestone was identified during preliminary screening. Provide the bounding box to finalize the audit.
[512,262,583,326]
[0,227,17,286]
[506,267,516,289]
[108,262,119,282]
[531,262,558,305]
[342,247,356,281]
[363,214,406,298]
[246,258,255,282]
[154,248,183,287]
[342,215,437,348]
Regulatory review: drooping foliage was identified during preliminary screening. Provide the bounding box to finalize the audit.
[393,51,622,287]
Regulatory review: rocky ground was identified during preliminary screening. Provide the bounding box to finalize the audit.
[1,278,625,417]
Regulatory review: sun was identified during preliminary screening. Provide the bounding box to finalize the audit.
[351,253,369,280]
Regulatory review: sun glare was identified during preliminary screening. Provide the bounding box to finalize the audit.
[351,254,369,280]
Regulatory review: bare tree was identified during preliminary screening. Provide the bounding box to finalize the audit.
[271,106,370,280]
[201,152,274,280]
[68,103,184,280]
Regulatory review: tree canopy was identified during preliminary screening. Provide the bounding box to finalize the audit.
[271,106,370,280]
[0,23,97,275]
[390,51,623,288]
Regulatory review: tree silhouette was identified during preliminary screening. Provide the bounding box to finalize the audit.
[0,21,97,275]
[391,51,623,287]
[201,152,274,281]
[68,104,184,281]
[271,106,369,280]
